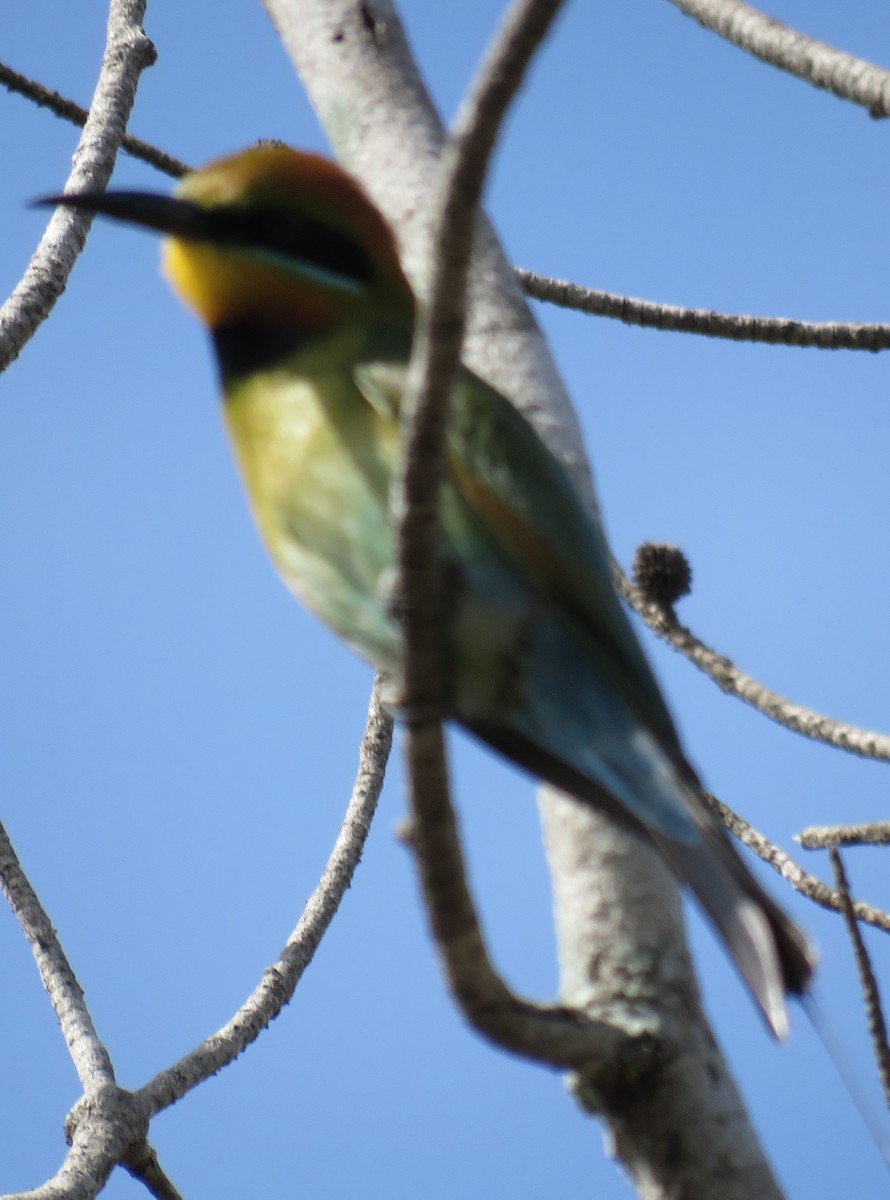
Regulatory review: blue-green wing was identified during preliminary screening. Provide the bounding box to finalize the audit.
[353,344,817,1032]
[445,365,685,759]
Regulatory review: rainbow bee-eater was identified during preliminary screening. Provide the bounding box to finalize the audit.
[45,145,814,1037]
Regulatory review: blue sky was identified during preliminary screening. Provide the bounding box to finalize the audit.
[3,1,890,1196]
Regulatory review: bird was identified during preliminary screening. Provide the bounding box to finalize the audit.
[41,144,816,1037]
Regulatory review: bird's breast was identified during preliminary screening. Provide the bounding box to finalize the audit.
[221,361,401,667]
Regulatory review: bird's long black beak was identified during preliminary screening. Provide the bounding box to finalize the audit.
[32,191,210,240]
[33,189,378,287]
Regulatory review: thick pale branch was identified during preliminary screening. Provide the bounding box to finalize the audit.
[1,1085,148,1200]
[670,0,890,117]
[541,790,783,1198]
[270,1,789,1195]
[0,1,156,373]
[263,0,589,474]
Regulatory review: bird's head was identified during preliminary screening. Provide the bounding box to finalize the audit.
[41,144,414,337]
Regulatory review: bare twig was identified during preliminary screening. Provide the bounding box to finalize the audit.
[138,682,391,1115]
[0,822,115,1090]
[1,687,390,1197]
[8,58,890,356]
[800,822,890,849]
[706,794,890,933]
[0,60,188,179]
[618,565,890,764]
[0,1,157,374]
[670,0,890,118]
[519,268,890,351]
[829,850,890,1112]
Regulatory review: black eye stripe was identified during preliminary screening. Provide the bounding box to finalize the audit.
[203,205,374,285]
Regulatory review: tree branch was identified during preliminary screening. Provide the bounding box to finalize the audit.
[829,850,890,1113]
[519,267,890,351]
[670,0,890,117]
[6,60,890,355]
[706,794,890,933]
[1,685,389,1196]
[800,822,890,849]
[0,821,115,1091]
[0,61,188,179]
[138,682,391,1114]
[2,1084,147,1200]
[121,1142,184,1200]
[619,557,890,764]
[0,0,156,374]
[269,1,789,1194]
[392,0,636,1071]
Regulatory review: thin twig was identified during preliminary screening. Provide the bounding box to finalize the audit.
[618,565,890,764]
[519,268,890,352]
[706,793,890,933]
[0,820,116,1090]
[138,682,392,1115]
[0,2,157,374]
[0,60,188,178]
[799,822,890,849]
[8,58,890,356]
[670,0,890,118]
[0,0,159,1102]
[1,587,391,1198]
[829,849,890,1112]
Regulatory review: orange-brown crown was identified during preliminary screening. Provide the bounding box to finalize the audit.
[162,145,413,333]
